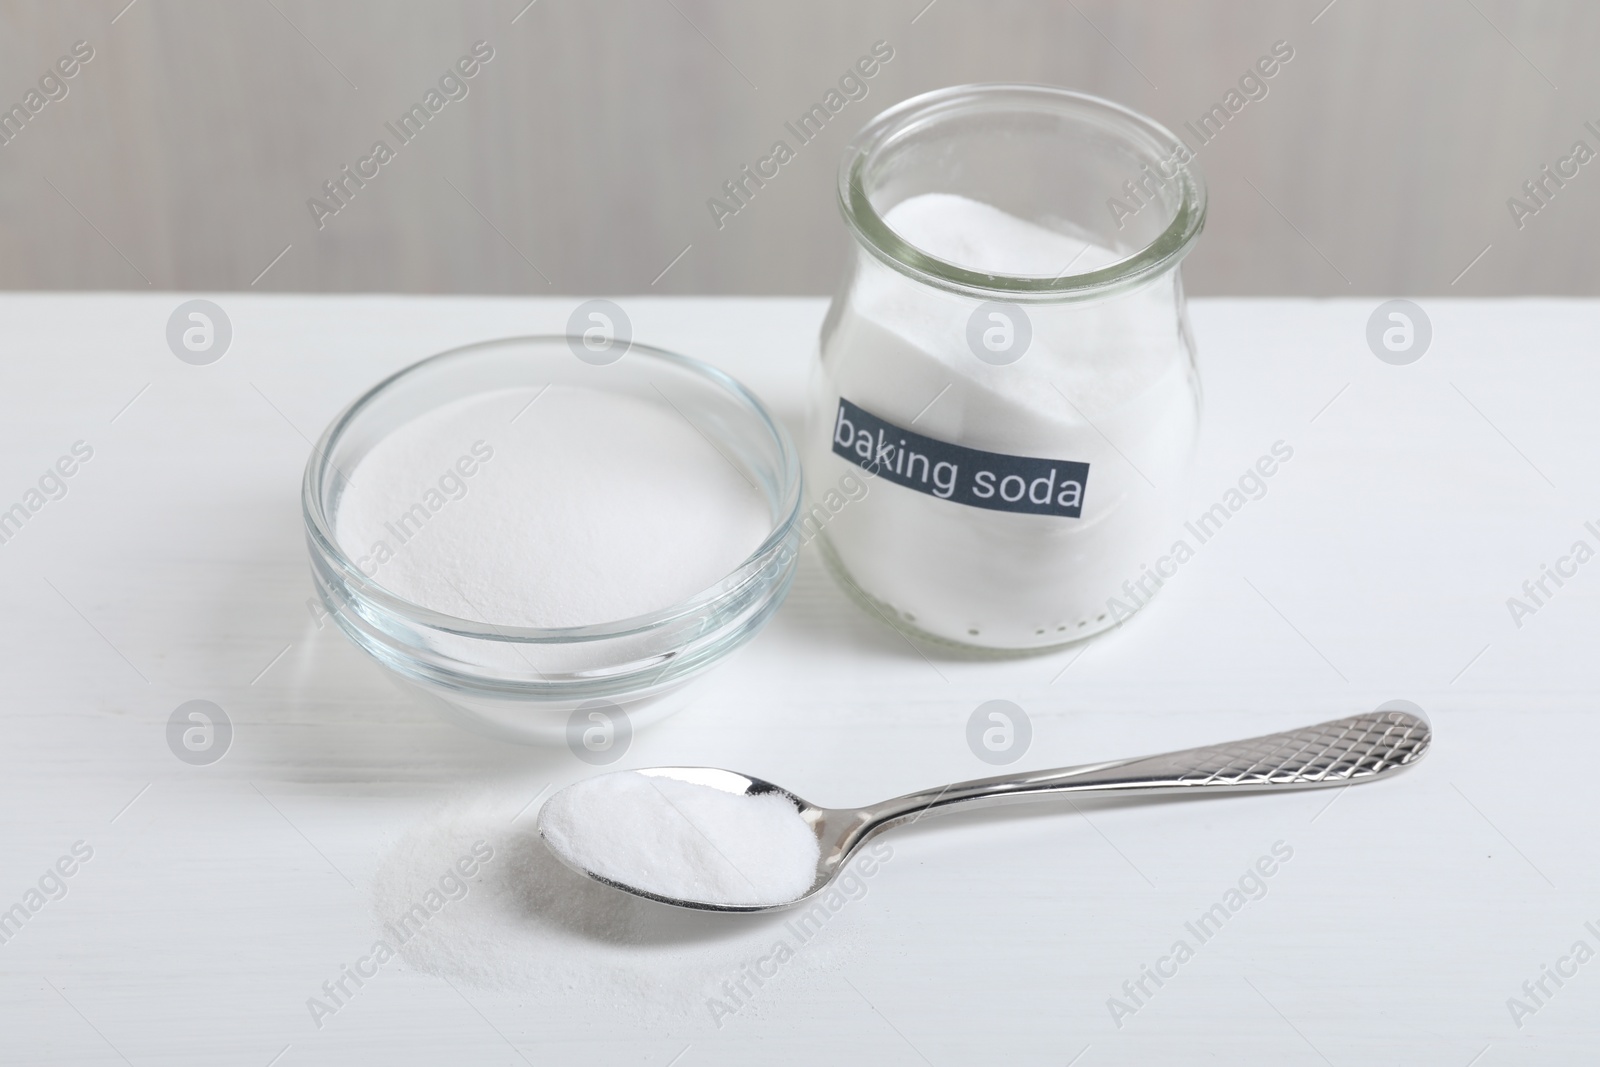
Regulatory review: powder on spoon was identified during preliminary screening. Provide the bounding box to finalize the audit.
[539,770,821,907]
[336,384,771,628]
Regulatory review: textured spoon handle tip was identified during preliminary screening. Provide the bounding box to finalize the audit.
[1173,710,1430,787]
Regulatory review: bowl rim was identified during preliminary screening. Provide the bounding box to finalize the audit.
[301,334,804,644]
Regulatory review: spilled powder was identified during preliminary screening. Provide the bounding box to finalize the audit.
[368,791,867,1033]
[539,771,821,907]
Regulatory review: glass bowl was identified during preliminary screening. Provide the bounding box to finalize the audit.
[302,336,803,743]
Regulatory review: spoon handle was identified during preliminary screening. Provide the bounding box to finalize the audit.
[861,710,1429,833]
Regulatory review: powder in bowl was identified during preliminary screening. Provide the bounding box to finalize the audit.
[335,384,772,628]
[539,770,821,907]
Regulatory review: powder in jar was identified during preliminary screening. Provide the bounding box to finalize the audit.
[539,770,821,907]
[806,192,1199,648]
[336,385,771,628]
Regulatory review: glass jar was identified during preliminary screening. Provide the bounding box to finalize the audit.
[804,85,1206,652]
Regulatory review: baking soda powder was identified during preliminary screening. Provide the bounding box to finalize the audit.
[807,192,1200,648]
[540,770,821,908]
[336,384,771,628]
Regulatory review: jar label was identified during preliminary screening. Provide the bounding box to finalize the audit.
[831,398,1089,517]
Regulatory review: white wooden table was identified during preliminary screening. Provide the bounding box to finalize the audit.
[2,294,1596,1065]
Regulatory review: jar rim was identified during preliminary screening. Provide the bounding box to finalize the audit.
[838,84,1207,302]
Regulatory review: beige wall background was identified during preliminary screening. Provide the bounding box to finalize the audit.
[1,0,1596,296]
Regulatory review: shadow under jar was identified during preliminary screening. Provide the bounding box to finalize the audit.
[805,84,1207,653]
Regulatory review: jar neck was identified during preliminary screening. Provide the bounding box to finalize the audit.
[838,85,1206,304]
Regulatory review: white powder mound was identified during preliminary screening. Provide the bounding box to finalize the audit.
[336,384,771,628]
[885,192,1125,277]
[539,771,821,907]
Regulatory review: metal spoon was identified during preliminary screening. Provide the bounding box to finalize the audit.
[539,708,1429,913]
